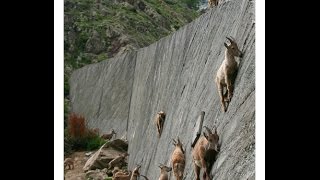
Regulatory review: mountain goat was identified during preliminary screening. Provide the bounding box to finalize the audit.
[158,163,172,180]
[208,0,218,8]
[155,111,166,138]
[192,126,219,180]
[171,138,185,180]
[215,36,243,112]
[101,129,116,140]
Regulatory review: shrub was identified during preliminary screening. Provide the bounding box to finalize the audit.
[65,112,106,152]
[68,113,86,138]
[86,133,106,150]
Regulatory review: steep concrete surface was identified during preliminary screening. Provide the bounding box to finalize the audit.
[70,0,255,179]
[70,52,137,139]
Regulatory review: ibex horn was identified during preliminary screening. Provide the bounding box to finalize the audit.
[226,36,233,43]
[213,126,217,134]
[204,126,212,134]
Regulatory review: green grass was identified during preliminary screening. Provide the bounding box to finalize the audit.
[64,130,107,154]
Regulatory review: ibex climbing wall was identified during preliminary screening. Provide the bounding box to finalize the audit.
[70,0,255,179]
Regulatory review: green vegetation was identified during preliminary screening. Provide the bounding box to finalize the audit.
[182,0,200,9]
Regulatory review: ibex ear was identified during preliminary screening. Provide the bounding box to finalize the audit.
[224,43,229,48]
[212,126,216,134]
[203,132,208,140]
[172,138,177,145]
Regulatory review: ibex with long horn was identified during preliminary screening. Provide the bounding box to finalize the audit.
[192,126,220,180]
[215,36,243,112]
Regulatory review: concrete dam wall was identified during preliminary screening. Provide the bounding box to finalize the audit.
[70,0,255,179]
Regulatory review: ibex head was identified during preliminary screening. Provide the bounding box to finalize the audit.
[203,126,219,152]
[157,111,166,118]
[224,36,243,58]
[172,137,185,154]
[159,163,172,172]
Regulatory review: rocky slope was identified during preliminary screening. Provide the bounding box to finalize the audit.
[70,0,255,179]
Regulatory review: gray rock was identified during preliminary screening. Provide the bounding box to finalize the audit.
[71,0,255,179]
[85,152,94,157]
[82,142,128,172]
[105,139,128,151]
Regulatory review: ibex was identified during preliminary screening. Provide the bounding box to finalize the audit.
[171,137,185,180]
[108,152,129,169]
[101,129,116,140]
[155,111,166,138]
[114,170,132,180]
[64,158,74,170]
[130,165,141,180]
[112,166,121,177]
[215,36,243,112]
[158,163,172,180]
[192,126,219,180]
[208,0,218,8]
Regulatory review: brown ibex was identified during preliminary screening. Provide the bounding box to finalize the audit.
[101,129,116,140]
[158,163,172,180]
[155,111,166,138]
[113,170,132,180]
[208,0,218,8]
[192,126,219,180]
[171,137,185,180]
[130,165,141,180]
[215,36,243,112]
[64,158,74,170]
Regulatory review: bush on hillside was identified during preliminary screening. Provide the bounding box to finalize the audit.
[65,113,106,153]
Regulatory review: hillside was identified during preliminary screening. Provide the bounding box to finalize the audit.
[69,0,255,179]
